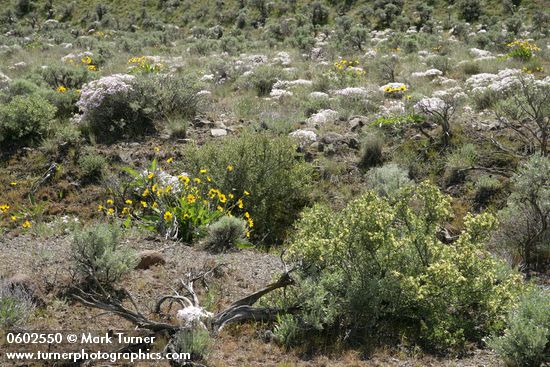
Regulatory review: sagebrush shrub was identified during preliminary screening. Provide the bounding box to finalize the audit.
[0,281,36,329]
[71,223,137,288]
[365,163,412,197]
[204,216,248,252]
[487,287,550,367]
[492,155,550,270]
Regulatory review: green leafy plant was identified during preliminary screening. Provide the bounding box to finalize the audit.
[280,182,523,354]
[0,94,57,149]
[182,132,313,246]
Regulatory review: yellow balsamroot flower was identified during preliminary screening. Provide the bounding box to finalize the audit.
[142,188,150,197]
[183,213,190,220]
[148,172,155,180]
[229,193,235,200]
[22,220,31,228]
[107,208,115,215]
[152,184,158,193]
[194,178,201,184]
[166,157,174,164]
[10,215,17,221]
[87,65,97,71]
[56,86,67,93]
[0,204,9,213]
[227,165,233,171]
[125,199,133,205]
[122,207,130,215]
[164,211,173,221]
[106,199,114,205]
[247,218,254,228]
[217,205,223,212]
[178,175,190,184]
[81,56,92,65]
[244,190,250,196]
[97,204,105,211]
[200,169,207,174]
[238,199,244,209]
[246,231,251,238]
[140,201,148,208]
[218,193,227,203]
[154,146,160,153]
[244,212,250,219]
[165,185,172,194]
[10,182,17,186]
[187,194,196,204]
[152,202,158,208]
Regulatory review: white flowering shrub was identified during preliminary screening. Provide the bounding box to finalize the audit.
[74,74,153,143]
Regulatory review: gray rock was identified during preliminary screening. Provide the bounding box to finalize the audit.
[321,132,344,145]
[210,128,228,137]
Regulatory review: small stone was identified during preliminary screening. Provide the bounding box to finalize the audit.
[135,250,166,270]
[210,128,228,137]
[321,132,344,145]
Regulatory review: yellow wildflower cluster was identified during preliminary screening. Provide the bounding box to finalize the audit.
[0,184,32,229]
[128,56,163,74]
[80,56,98,71]
[521,66,544,74]
[507,39,541,61]
[507,39,541,52]
[102,157,253,242]
[333,59,366,77]
[384,85,407,93]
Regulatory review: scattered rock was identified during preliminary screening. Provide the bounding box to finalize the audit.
[210,128,228,137]
[321,132,344,145]
[135,250,166,270]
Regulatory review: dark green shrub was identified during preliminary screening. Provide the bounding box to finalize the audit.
[0,94,56,149]
[358,133,384,170]
[183,132,313,246]
[40,63,90,90]
[458,0,483,22]
[488,287,550,367]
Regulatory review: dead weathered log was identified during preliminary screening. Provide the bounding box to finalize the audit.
[71,288,180,334]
